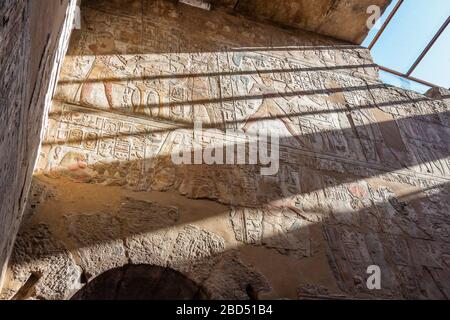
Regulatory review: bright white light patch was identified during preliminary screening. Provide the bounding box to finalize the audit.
[179,0,211,11]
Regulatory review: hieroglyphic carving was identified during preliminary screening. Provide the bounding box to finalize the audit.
[230,206,311,258]
[9,0,450,300]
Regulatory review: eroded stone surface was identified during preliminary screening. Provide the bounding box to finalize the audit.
[0,0,77,288]
[8,224,81,300]
[168,225,226,273]
[65,213,128,278]
[83,0,390,44]
[64,198,181,277]
[426,87,450,102]
[3,0,450,300]
[201,251,271,300]
[230,207,312,258]
[208,0,390,43]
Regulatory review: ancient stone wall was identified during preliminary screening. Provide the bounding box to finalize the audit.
[206,0,390,44]
[2,0,449,299]
[0,0,77,289]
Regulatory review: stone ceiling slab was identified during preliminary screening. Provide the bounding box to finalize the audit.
[81,0,390,43]
[206,0,391,44]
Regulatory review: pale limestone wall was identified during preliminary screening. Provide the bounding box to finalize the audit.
[2,0,450,300]
[0,0,77,289]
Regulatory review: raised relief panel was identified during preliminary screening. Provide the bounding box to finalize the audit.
[8,0,448,301]
[230,206,311,258]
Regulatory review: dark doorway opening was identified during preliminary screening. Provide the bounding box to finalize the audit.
[71,264,208,300]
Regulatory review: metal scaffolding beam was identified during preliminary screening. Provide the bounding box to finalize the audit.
[406,16,450,76]
[368,0,449,89]
[368,0,404,50]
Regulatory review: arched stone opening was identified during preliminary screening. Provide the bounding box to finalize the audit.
[71,264,209,300]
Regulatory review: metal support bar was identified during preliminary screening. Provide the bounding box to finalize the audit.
[368,0,404,50]
[379,65,438,88]
[406,16,450,76]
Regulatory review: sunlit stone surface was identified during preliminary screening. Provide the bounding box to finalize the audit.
[0,0,77,291]
[2,0,449,300]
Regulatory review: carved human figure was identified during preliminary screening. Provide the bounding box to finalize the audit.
[79,32,129,110]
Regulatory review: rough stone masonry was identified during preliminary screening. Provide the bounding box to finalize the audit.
[1,0,449,300]
[0,0,77,290]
